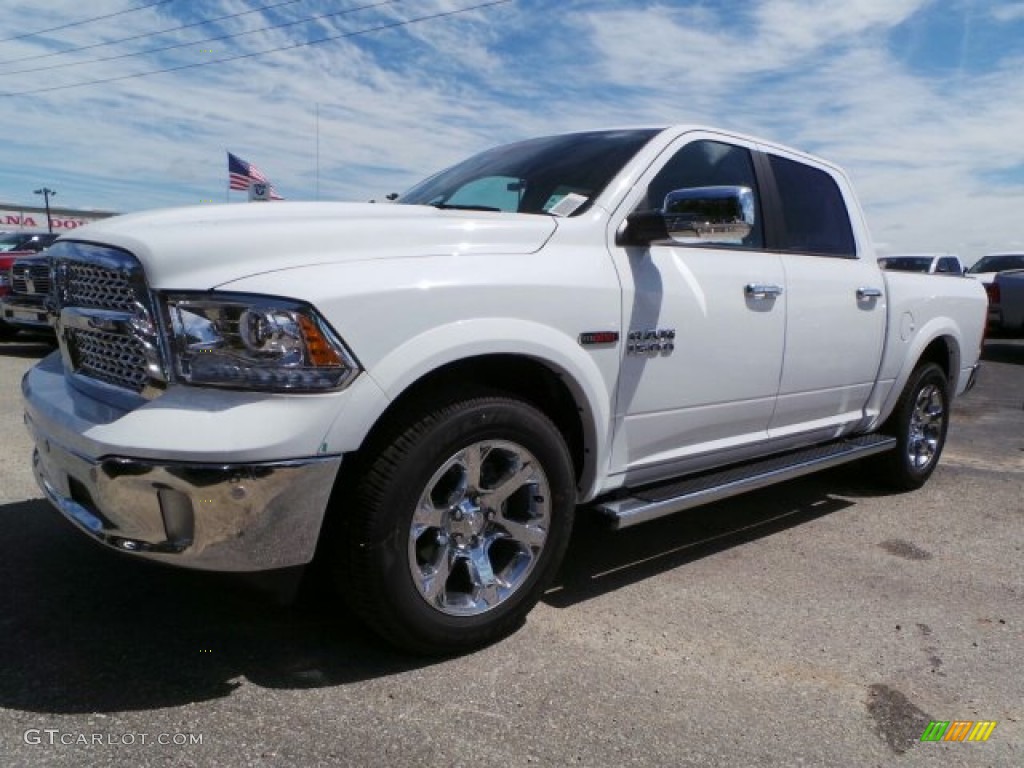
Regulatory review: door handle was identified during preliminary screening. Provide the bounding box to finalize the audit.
[856,287,883,300]
[745,283,783,299]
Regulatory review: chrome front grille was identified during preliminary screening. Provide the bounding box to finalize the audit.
[48,241,166,397]
[11,261,51,296]
[68,327,151,391]
[64,261,137,311]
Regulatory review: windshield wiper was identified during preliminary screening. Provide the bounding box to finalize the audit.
[431,203,502,212]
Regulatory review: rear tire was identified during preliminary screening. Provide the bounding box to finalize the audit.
[874,362,949,491]
[333,395,575,655]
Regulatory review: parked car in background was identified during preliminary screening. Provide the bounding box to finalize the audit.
[878,253,965,275]
[985,269,1024,334]
[966,253,1024,284]
[0,232,59,338]
[965,253,1024,328]
[1,252,55,335]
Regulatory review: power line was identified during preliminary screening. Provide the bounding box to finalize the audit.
[0,0,305,68]
[0,0,400,76]
[0,1,176,44]
[0,0,512,98]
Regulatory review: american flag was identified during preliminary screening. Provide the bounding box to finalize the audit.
[227,151,284,199]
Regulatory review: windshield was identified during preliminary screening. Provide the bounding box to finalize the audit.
[397,129,661,216]
[880,256,934,272]
[967,254,1024,273]
[0,233,33,252]
[0,232,54,252]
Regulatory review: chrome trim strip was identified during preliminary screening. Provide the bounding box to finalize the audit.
[598,436,896,529]
[60,306,134,334]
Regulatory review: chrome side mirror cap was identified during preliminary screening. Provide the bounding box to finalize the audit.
[662,185,755,245]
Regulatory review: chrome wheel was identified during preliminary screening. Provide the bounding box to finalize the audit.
[408,440,551,617]
[907,383,945,469]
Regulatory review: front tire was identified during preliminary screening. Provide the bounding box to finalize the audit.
[875,362,950,491]
[335,396,575,655]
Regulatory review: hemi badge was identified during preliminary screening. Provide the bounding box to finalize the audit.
[579,331,620,346]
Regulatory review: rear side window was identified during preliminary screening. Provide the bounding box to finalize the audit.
[768,155,856,257]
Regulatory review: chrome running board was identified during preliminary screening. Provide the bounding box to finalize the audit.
[597,434,896,529]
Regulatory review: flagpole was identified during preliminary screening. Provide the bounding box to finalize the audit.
[315,102,320,201]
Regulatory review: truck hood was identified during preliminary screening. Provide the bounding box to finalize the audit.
[65,202,558,290]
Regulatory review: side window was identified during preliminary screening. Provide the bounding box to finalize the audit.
[645,140,764,249]
[768,155,856,257]
[937,257,958,274]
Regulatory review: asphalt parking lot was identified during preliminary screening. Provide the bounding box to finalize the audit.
[0,334,1021,768]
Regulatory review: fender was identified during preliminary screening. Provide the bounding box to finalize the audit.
[317,317,617,502]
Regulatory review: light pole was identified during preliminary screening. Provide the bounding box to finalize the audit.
[34,187,56,232]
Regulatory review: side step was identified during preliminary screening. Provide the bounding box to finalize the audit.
[596,434,896,529]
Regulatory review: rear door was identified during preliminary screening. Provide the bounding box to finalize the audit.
[758,149,886,438]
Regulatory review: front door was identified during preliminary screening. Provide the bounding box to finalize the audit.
[607,135,786,479]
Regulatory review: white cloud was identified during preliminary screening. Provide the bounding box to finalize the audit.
[0,0,1022,260]
[990,1,1024,21]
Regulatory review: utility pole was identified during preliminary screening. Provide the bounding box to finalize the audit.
[315,102,320,201]
[34,187,56,232]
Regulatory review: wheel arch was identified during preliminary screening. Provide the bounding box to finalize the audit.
[319,319,615,502]
[917,334,958,384]
[362,354,591,486]
[877,330,960,430]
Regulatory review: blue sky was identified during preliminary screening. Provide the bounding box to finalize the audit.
[0,0,1022,260]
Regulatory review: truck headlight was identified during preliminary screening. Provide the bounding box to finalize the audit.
[164,293,360,391]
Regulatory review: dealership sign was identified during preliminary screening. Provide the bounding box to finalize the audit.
[1,208,108,231]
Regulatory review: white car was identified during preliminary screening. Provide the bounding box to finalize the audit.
[23,126,988,653]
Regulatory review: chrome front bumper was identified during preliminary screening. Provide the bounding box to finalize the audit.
[29,412,342,571]
[1,296,52,330]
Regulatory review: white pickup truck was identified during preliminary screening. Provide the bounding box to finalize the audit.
[23,126,987,653]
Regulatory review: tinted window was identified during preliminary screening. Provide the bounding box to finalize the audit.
[937,257,959,273]
[880,257,933,272]
[967,254,1024,273]
[644,140,764,249]
[769,155,856,257]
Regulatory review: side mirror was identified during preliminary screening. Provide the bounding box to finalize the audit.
[616,186,757,248]
[616,210,669,247]
[663,186,755,245]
